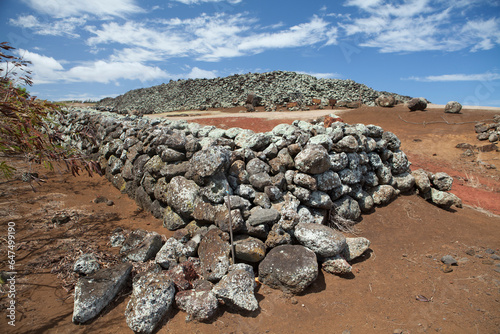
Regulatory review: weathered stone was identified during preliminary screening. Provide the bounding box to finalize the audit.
[294,145,331,174]
[308,134,333,151]
[412,169,431,194]
[235,184,256,200]
[293,173,317,190]
[143,155,164,178]
[294,222,347,257]
[166,176,199,218]
[160,147,186,162]
[124,231,162,262]
[369,185,398,206]
[249,172,272,191]
[432,172,453,191]
[382,131,401,151]
[258,245,318,294]
[430,188,462,209]
[163,206,188,230]
[253,192,272,209]
[215,208,245,234]
[329,152,349,171]
[166,259,201,291]
[120,229,148,254]
[125,271,175,334]
[315,170,341,192]
[391,150,410,174]
[200,172,231,204]
[332,195,361,221]
[246,158,270,175]
[342,237,371,261]
[322,255,352,275]
[406,97,427,111]
[213,264,258,312]
[393,172,416,192]
[190,146,231,178]
[175,289,219,321]
[375,94,396,107]
[198,228,231,282]
[72,263,132,324]
[444,101,462,114]
[247,208,280,226]
[334,135,359,153]
[73,253,100,275]
[234,235,266,262]
[307,190,334,209]
[155,237,185,269]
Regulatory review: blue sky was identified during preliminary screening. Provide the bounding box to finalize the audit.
[1,0,499,106]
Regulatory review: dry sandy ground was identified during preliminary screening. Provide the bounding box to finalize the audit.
[0,105,499,334]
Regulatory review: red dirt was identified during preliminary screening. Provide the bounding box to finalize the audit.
[1,105,499,334]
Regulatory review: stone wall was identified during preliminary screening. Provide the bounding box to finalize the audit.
[95,71,412,114]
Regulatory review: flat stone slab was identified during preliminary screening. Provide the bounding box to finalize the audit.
[73,263,132,324]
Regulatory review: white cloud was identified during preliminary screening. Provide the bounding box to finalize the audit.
[16,49,65,84]
[20,0,144,18]
[341,0,500,53]
[9,15,86,38]
[186,67,217,79]
[406,72,500,82]
[87,13,338,62]
[171,0,242,4]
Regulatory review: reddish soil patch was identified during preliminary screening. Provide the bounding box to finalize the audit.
[1,105,499,334]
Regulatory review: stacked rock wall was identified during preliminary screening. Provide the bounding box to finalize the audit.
[95,71,411,114]
[57,109,416,228]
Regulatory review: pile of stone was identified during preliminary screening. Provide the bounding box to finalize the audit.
[475,115,500,143]
[95,71,411,114]
[53,108,460,332]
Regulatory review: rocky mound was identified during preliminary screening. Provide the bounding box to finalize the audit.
[95,71,411,114]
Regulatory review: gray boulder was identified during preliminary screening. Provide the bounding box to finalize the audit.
[430,188,462,209]
[393,172,416,192]
[247,208,280,226]
[375,94,396,107]
[258,244,318,294]
[175,289,219,321]
[73,253,100,275]
[307,190,334,209]
[331,195,361,221]
[315,170,341,192]
[166,176,200,218]
[412,169,431,194]
[391,150,410,174]
[432,172,453,191]
[125,271,176,334]
[444,101,462,114]
[190,146,231,178]
[73,263,132,324]
[124,231,163,262]
[406,97,427,111]
[213,264,258,312]
[294,145,332,174]
[369,185,398,206]
[294,222,347,257]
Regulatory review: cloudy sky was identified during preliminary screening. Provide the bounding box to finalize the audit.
[1,0,499,106]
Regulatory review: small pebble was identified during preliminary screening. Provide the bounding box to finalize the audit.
[465,248,475,256]
[485,248,495,254]
[482,259,494,265]
[491,254,500,260]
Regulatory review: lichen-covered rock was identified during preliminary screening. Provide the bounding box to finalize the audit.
[382,131,401,151]
[258,245,318,294]
[247,208,280,226]
[375,94,396,107]
[294,172,317,190]
[393,172,416,192]
[175,289,219,321]
[391,150,410,174]
[329,152,349,171]
[124,231,163,262]
[198,228,231,282]
[73,253,100,275]
[322,255,352,275]
[444,101,462,114]
[315,170,341,192]
[73,263,132,324]
[163,206,188,230]
[334,135,359,153]
[430,188,462,209]
[432,172,453,191]
[294,145,332,174]
[234,235,266,262]
[200,172,232,204]
[246,158,271,175]
[369,185,398,206]
[213,264,258,312]
[166,176,199,218]
[190,146,231,178]
[332,195,361,221]
[125,271,175,334]
[412,169,431,194]
[308,134,333,151]
[294,222,347,257]
[307,190,334,209]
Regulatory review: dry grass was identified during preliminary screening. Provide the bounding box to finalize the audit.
[326,210,361,235]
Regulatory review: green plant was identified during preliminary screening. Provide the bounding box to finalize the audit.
[0,42,101,186]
